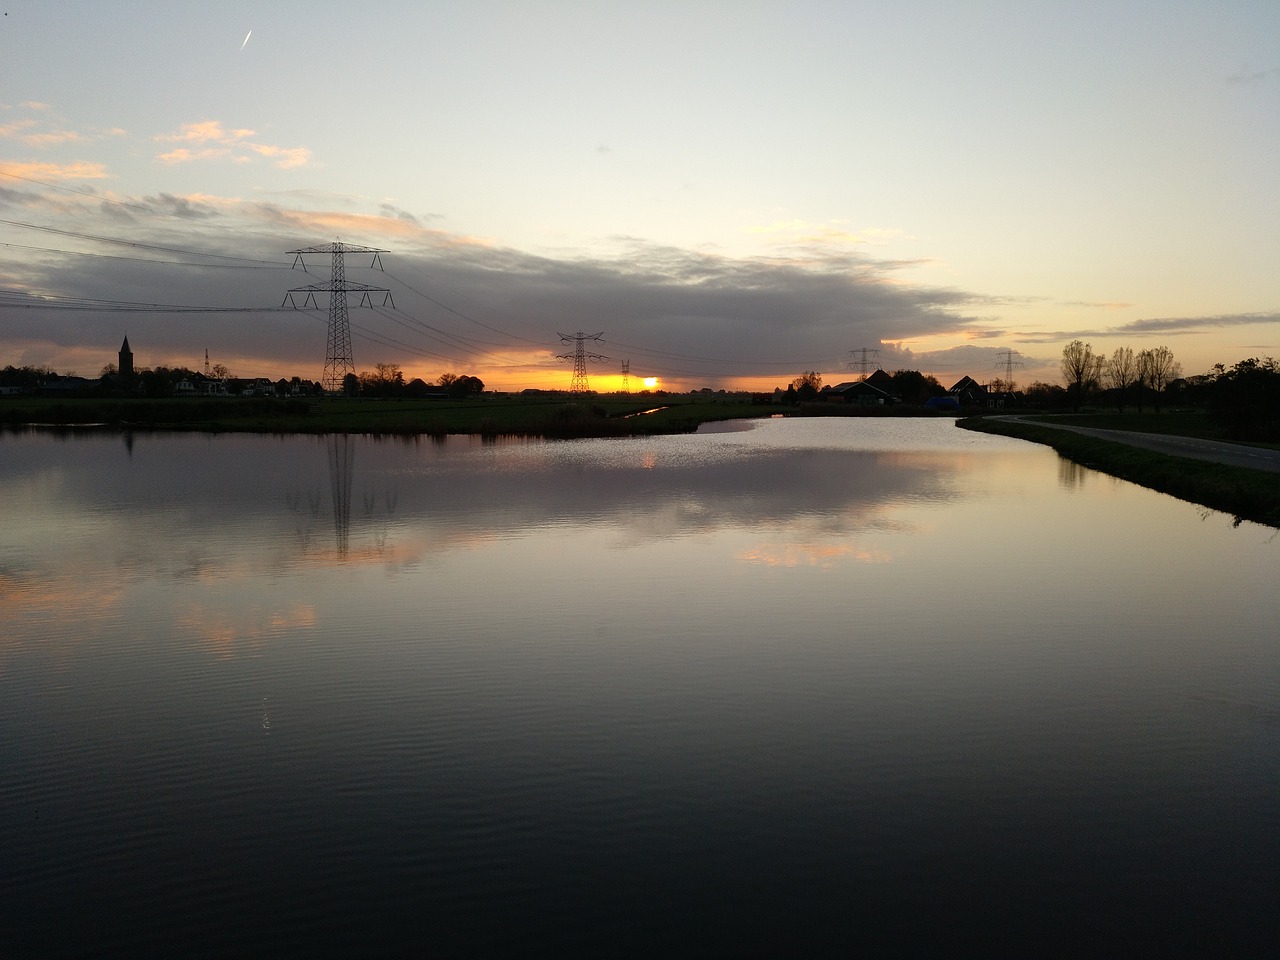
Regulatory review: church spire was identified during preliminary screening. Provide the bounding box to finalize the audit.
[119,336,134,377]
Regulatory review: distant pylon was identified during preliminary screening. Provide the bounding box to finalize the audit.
[621,359,631,393]
[284,241,394,393]
[994,348,1024,391]
[847,347,880,380]
[557,331,609,393]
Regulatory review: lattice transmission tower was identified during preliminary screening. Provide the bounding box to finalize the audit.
[847,347,880,380]
[621,359,631,393]
[283,241,394,393]
[557,331,609,393]
[994,348,1024,391]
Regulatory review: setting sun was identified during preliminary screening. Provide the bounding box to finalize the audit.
[643,377,659,388]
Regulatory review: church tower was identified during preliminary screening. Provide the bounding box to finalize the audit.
[119,337,134,377]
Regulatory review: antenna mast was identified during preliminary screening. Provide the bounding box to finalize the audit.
[284,241,394,393]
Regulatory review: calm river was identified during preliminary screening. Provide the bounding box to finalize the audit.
[2,417,1277,956]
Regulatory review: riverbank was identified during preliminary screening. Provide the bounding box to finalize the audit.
[958,414,1280,528]
[0,395,770,438]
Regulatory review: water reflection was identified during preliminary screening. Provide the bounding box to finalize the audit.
[3,419,1279,956]
[327,434,353,559]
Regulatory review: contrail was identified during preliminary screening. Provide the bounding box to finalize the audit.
[240,29,252,50]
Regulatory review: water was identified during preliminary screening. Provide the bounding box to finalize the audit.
[2,418,1277,956]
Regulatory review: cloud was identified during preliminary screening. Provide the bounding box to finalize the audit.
[1014,311,1280,344]
[1227,66,1280,85]
[1116,312,1280,334]
[0,159,109,181]
[0,119,38,138]
[1,184,1040,388]
[246,143,311,169]
[153,120,310,169]
[1059,300,1134,310]
[156,120,255,145]
[21,130,86,148]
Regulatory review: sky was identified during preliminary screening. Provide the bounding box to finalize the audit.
[1,0,1277,393]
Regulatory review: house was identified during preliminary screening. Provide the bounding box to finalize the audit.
[948,376,988,406]
[949,375,1021,408]
[824,380,895,406]
[863,369,895,392]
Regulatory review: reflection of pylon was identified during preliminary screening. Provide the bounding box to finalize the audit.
[284,241,394,393]
[557,331,609,393]
[327,434,354,560]
[621,359,630,393]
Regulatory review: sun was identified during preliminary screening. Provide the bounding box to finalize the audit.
[643,377,659,388]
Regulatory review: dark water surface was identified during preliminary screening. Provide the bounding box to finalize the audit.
[2,419,1277,956]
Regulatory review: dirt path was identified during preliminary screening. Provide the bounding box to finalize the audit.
[1002,418,1280,473]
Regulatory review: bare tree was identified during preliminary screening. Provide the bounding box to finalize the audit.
[1104,347,1137,412]
[1136,346,1181,412]
[1060,340,1104,411]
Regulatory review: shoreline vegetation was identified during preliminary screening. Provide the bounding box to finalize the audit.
[0,395,778,439]
[4,396,1278,528]
[957,413,1280,529]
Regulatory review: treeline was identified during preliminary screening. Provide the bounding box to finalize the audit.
[347,364,485,399]
[1042,342,1279,442]
[1058,341,1183,412]
[781,369,946,403]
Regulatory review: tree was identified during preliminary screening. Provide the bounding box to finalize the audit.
[445,374,485,398]
[791,371,822,401]
[1060,340,1104,411]
[1136,346,1180,412]
[438,372,459,390]
[1104,347,1137,413]
[1025,381,1070,408]
[890,369,944,405]
[1205,356,1280,441]
[210,363,230,380]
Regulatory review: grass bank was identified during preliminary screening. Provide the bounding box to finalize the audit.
[958,415,1280,529]
[0,395,772,438]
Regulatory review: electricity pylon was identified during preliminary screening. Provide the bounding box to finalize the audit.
[621,359,631,393]
[847,347,880,380]
[557,331,609,393]
[994,349,1024,391]
[284,241,394,393]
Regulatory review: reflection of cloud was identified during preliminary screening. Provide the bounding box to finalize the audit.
[0,570,125,671]
[177,601,318,660]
